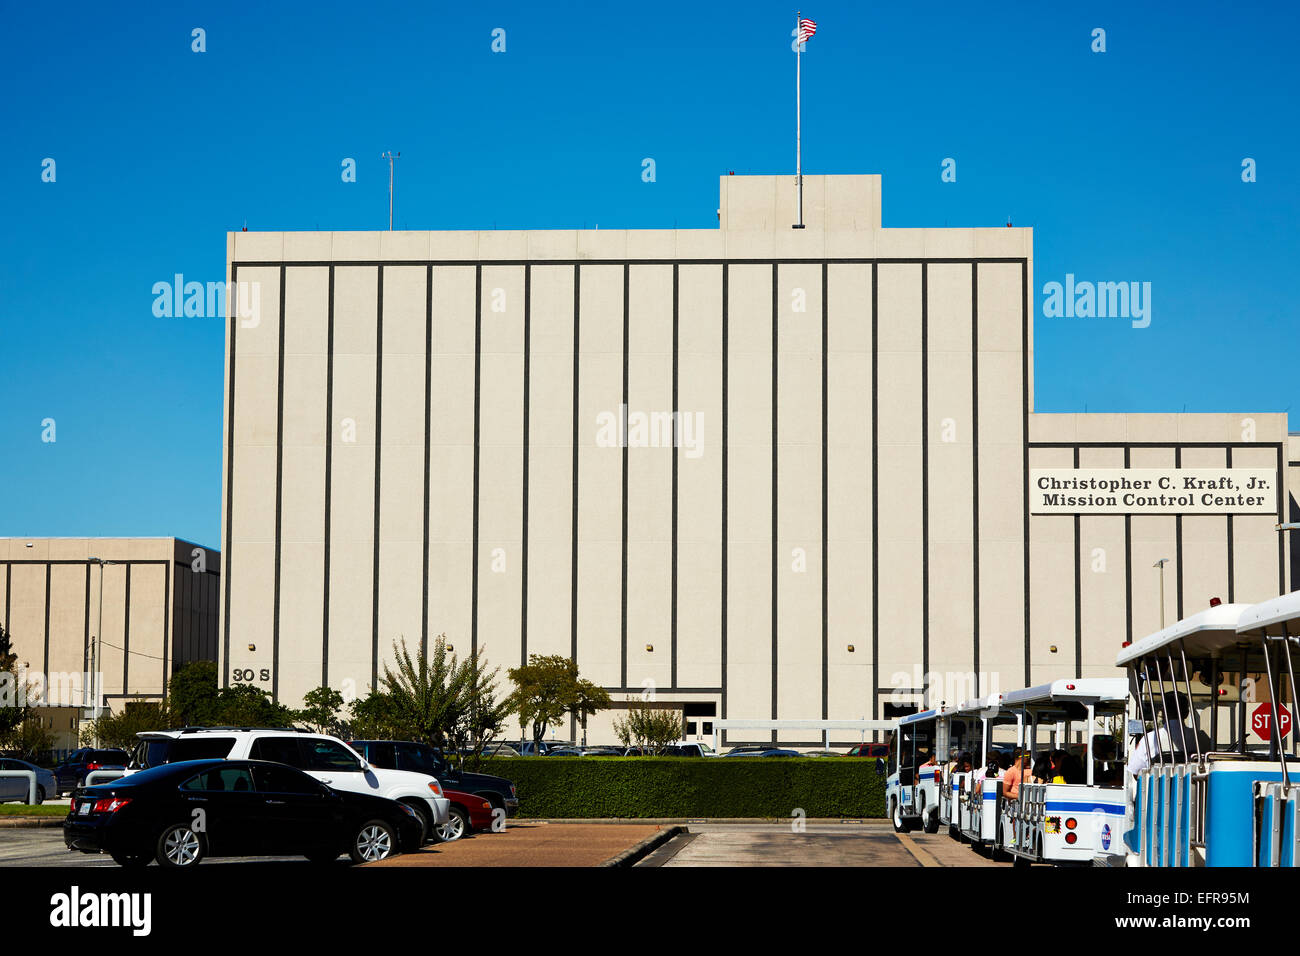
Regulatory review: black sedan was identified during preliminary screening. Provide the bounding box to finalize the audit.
[64,759,423,868]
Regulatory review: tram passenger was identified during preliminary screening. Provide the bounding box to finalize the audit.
[977,751,1002,782]
[1128,692,1210,773]
[1093,735,1121,785]
[1031,753,1052,783]
[1002,751,1031,799]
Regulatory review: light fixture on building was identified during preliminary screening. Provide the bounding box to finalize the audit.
[1049,645,1058,654]
[25,542,33,548]
[645,644,654,653]
[247,643,256,652]
[847,644,855,653]
[446,644,454,653]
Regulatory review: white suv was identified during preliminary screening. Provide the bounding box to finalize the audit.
[131,729,451,839]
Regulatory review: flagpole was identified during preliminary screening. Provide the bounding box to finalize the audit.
[794,11,804,229]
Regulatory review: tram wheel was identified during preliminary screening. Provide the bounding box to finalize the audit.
[923,811,940,834]
[891,800,910,833]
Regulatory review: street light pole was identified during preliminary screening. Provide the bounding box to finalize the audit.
[1153,558,1170,629]
[382,151,400,230]
[87,558,114,742]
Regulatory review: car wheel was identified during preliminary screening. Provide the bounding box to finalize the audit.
[350,819,398,864]
[110,851,150,868]
[156,824,204,868]
[399,800,431,844]
[435,806,469,842]
[35,786,45,805]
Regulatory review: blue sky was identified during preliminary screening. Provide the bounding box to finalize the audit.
[1,1,1295,549]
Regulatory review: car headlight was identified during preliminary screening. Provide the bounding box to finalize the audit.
[427,781,443,797]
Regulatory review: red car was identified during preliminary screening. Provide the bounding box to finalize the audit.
[846,743,890,759]
[437,790,496,841]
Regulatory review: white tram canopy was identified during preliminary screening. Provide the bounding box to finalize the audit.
[1115,602,1251,667]
[1002,678,1129,707]
[1235,589,1300,638]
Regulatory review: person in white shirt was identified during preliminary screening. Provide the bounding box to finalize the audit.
[1127,692,1210,773]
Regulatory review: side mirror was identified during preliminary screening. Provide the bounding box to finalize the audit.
[357,759,369,771]
[875,758,885,776]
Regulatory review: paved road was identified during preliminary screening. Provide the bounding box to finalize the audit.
[649,822,1010,867]
[371,821,661,867]
[0,828,319,867]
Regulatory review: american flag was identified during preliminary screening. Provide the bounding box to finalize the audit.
[797,17,817,43]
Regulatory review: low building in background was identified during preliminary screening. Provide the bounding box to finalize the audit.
[0,537,221,751]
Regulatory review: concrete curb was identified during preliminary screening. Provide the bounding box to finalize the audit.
[0,817,65,828]
[600,825,687,867]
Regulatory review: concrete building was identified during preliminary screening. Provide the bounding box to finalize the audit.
[0,538,221,750]
[219,174,1295,746]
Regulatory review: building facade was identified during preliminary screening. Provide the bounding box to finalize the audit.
[0,537,221,749]
[219,175,1295,746]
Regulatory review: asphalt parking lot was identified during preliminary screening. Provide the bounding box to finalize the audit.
[0,818,1013,868]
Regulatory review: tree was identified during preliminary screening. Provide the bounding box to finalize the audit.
[167,661,222,726]
[295,686,345,736]
[0,624,28,747]
[346,691,404,740]
[380,635,472,748]
[506,655,610,746]
[215,683,296,728]
[81,700,173,750]
[447,649,512,769]
[613,700,684,754]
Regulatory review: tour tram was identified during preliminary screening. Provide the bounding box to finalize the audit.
[885,705,951,833]
[997,679,1130,866]
[955,694,1022,850]
[936,696,999,835]
[1116,592,1300,867]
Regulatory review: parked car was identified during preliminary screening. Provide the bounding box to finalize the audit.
[661,743,717,757]
[800,749,842,758]
[438,789,495,841]
[64,759,423,867]
[723,746,771,757]
[479,743,521,758]
[0,757,57,803]
[846,743,890,759]
[53,748,130,796]
[129,728,450,841]
[347,740,518,818]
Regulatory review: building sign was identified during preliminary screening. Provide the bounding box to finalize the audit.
[1030,468,1275,515]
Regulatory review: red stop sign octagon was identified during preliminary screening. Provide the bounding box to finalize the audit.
[1252,703,1293,742]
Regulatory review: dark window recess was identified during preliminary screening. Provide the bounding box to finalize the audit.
[883,703,918,720]
[683,702,716,718]
[253,764,322,794]
[250,737,306,768]
[685,721,698,736]
[394,743,440,776]
[182,767,254,792]
[702,722,713,735]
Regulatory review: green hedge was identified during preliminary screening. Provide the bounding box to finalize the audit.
[476,757,886,818]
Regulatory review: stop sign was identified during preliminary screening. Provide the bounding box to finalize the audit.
[1251,703,1293,742]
